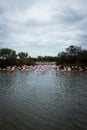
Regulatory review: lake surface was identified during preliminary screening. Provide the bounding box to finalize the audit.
[0,68,87,130]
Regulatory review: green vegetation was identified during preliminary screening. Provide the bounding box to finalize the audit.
[0,45,87,68]
[0,48,35,67]
[0,48,17,67]
[57,45,87,67]
[37,56,57,62]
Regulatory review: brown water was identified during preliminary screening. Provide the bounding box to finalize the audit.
[0,69,87,130]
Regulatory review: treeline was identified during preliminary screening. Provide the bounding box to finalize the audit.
[37,56,57,62]
[0,45,87,68]
[57,45,87,67]
[0,48,58,68]
[0,48,36,67]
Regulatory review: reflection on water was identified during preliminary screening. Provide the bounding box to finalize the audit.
[0,70,87,130]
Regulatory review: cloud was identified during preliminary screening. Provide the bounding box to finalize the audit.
[0,0,87,57]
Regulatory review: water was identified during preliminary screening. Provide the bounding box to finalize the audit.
[0,69,87,130]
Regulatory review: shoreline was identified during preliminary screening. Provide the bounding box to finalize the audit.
[0,64,87,73]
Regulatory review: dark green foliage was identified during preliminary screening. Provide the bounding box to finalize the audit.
[0,48,17,67]
[0,48,37,67]
[18,52,28,65]
[57,45,87,66]
[66,45,82,56]
[0,45,87,68]
[37,56,57,62]
[0,48,16,59]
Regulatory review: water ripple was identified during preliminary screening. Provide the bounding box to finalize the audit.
[0,70,87,130]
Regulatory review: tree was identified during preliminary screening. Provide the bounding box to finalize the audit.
[0,48,17,67]
[37,56,42,61]
[66,45,82,56]
[57,45,84,65]
[0,48,16,59]
[18,52,28,65]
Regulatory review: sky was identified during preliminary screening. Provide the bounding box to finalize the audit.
[0,0,87,57]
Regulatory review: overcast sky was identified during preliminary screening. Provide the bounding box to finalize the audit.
[0,0,87,57]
